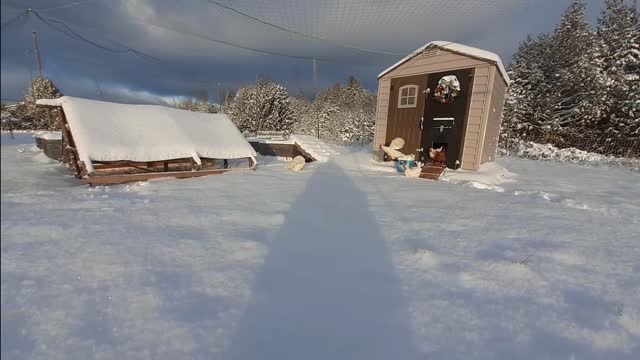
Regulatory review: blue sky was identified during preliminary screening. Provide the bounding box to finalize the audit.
[1,0,606,104]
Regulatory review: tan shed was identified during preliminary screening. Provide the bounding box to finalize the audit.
[373,41,509,171]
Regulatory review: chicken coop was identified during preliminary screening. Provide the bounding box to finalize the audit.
[36,96,257,186]
[373,41,510,170]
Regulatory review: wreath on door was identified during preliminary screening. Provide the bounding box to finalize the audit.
[433,75,461,104]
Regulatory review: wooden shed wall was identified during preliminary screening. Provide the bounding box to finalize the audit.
[373,77,391,157]
[481,68,507,165]
[461,65,493,170]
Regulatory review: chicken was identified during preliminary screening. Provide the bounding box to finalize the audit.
[429,147,447,165]
[287,155,306,171]
[379,137,406,160]
[402,163,422,177]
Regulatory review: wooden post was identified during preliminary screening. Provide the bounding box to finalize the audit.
[57,108,81,177]
[223,159,229,169]
[32,32,43,77]
[57,108,69,164]
[163,161,169,172]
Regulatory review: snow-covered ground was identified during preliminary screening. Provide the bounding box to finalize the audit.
[2,133,639,359]
[504,140,640,170]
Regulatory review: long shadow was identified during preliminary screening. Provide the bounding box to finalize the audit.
[225,162,420,360]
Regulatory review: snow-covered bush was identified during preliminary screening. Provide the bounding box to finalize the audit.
[227,80,294,136]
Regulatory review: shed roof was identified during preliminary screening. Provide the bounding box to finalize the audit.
[378,41,510,85]
[36,96,256,171]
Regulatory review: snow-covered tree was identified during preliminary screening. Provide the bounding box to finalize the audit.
[504,34,555,142]
[290,96,314,135]
[20,76,63,130]
[549,0,605,137]
[303,78,376,143]
[597,0,640,138]
[227,80,294,135]
[1,104,20,131]
[337,79,376,143]
[170,98,218,113]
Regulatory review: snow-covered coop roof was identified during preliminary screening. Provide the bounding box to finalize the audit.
[36,96,256,169]
[378,41,510,85]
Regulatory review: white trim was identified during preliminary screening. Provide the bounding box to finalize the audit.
[397,85,418,109]
[475,66,497,170]
[378,41,510,85]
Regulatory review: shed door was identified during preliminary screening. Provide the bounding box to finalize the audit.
[421,69,473,168]
[385,75,428,159]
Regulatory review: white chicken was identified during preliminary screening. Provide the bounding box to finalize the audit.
[379,137,406,160]
[403,161,423,178]
[287,155,306,171]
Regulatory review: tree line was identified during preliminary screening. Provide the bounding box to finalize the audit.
[504,0,639,148]
[224,76,376,143]
[1,75,377,145]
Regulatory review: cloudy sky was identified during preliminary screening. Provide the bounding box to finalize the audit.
[1,0,606,104]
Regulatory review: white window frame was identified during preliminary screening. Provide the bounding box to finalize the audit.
[398,85,419,109]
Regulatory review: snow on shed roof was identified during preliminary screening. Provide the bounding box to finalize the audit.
[36,96,256,171]
[378,41,510,84]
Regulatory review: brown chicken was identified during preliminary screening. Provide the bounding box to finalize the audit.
[429,147,447,166]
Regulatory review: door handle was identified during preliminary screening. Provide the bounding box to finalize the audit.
[420,117,423,130]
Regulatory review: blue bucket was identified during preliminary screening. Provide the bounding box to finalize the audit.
[395,160,415,173]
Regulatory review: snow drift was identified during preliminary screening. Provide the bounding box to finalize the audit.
[37,96,256,172]
[506,140,640,170]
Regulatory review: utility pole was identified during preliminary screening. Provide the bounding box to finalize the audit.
[218,82,224,114]
[32,32,43,78]
[313,56,320,139]
[25,49,34,93]
[312,56,317,91]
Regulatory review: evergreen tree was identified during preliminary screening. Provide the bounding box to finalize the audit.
[338,78,376,143]
[549,0,604,138]
[21,76,63,130]
[504,34,555,142]
[597,0,640,138]
[311,86,340,140]
[170,98,218,113]
[290,97,315,135]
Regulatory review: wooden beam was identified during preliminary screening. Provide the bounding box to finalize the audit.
[83,168,229,186]
[57,108,83,178]
[82,160,257,186]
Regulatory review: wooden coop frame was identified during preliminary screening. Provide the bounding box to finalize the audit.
[37,103,255,186]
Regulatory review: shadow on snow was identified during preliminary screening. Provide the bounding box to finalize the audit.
[225,161,419,360]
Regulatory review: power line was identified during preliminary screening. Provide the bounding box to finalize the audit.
[1,11,27,29]
[37,0,101,12]
[5,3,392,67]
[93,5,386,66]
[200,0,405,56]
[29,10,161,63]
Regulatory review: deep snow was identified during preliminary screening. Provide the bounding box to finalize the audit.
[2,134,639,359]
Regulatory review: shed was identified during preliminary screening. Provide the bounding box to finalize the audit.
[373,41,509,170]
[36,96,257,185]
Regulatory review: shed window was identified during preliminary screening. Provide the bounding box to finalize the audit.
[398,85,418,108]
